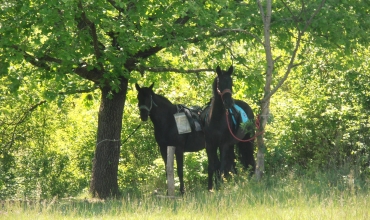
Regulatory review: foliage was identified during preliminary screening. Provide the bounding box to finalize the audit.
[265,45,370,178]
[0,73,97,199]
[1,0,370,199]
[1,169,369,219]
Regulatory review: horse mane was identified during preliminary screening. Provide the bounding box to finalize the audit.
[212,77,217,95]
[207,77,218,122]
[207,97,214,122]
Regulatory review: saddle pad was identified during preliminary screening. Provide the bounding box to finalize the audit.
[229,104,249,126]
[174,112,192,134]
[175,105,203,134]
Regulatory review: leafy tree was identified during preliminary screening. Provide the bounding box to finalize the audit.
[1,0,253,198]
[245,0,370,179]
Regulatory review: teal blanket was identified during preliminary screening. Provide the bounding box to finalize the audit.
[229,104,249,126]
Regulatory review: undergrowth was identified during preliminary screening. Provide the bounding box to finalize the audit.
[1,167,369,219]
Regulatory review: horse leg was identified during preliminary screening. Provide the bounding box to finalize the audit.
[214,153,221,190]
[159,145,169,193]
[225,145,236,175]
[220,145,232,179]
[206,144,218,191]
[175,150,185,194]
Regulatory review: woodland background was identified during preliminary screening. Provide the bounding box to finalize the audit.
[0,0,369,200]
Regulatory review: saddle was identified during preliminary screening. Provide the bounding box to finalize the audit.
[176,105,203,132]
[201,102,249,130]
[176,103,249,133]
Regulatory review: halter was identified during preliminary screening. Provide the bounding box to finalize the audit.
[139,95,157,113]
[216,77,232,102]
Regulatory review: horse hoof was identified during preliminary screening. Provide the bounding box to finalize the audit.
[208,189,214,193]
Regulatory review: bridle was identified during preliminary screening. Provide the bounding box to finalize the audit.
[216,77,232,104]
[139,95,157,113]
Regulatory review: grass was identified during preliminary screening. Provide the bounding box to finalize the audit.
[1,170,369,220]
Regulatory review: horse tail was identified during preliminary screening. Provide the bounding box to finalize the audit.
[236,138,256,174]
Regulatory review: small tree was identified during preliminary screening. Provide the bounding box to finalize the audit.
[254,0,326,179]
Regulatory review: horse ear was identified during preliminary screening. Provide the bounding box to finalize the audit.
[135,83,140,91]
[149,83,154,90]
[216,65,222,76]
[227,65,233,75]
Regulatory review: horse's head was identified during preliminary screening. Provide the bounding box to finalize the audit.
[135,83,156,121]
[215,65,234,109]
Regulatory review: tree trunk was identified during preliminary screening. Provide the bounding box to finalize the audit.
[255,0,273,180]
[89,78,128,199]
[255,100,270,179]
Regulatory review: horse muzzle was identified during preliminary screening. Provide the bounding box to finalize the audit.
[218,89,233,109]
[223,94,234,109]
[139,111,149,121]
[139,105,151,121]
[216,81,234,109]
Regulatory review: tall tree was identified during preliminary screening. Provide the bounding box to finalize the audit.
[0,0,248,198]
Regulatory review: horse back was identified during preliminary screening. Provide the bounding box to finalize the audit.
[152,109,205,153]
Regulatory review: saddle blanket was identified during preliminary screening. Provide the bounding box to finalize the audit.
[229,104,249,126]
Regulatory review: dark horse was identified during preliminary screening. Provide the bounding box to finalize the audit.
[135,83,205,194]
[203,65,256,191]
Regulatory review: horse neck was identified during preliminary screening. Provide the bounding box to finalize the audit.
[149,94,177,124]
[208,89,225,122]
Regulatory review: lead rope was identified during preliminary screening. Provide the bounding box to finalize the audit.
[225,110,264,142]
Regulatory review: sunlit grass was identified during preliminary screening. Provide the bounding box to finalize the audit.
[1,171,369,220]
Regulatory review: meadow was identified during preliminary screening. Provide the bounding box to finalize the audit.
[1,170,369,220]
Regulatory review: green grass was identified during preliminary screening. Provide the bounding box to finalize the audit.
[1,171,369,220]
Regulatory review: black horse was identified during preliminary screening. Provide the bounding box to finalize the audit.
[135,83,205,194]
[203,65,256,191]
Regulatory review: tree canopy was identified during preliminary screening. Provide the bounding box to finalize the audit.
[1,0,369,199]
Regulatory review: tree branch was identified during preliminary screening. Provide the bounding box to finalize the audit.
[22,50,63,70]
[262,0,326,102]
[23,51,52,71]
[174,15,191,25]
[216,28,264,45]
[132,46,164,60]
[2,82,95,151]
[3,100,47,151]
[20,47,102,83]
[136,66,214,74]
[8,100,45,126]
[76,1,105,71]
[106,0,124,13]
[58,86,99,95]
[301,0,326,33]
[73,65,103,83]
[263,32,303,102]
[124,7,193,70]
[280,0,297,20]
[257,0,266,25]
